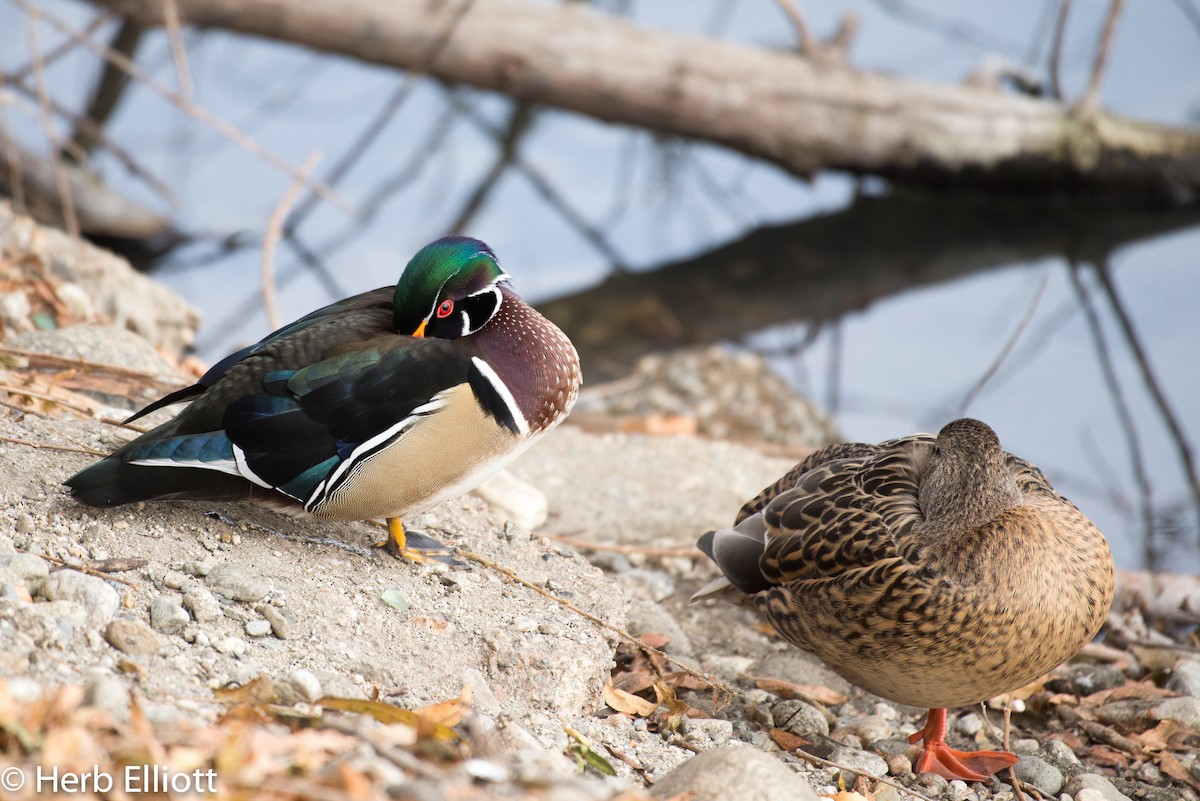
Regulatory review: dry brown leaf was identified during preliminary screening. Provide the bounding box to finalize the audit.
[652,681,698,732]
[621,413,698,436]
[319,696,457,742]
[663,671,715,692]
[214,674,279,705]
[1082,745,1129,767]
[1158,750,1200,791]
[1080,681,1176,707]
[638,632,672,650]
[603,682,659,717]
[414,685,471,728]
[612,669,656,696]
[754,676,848,706]
[768,727,810,752]
[821,792,872,801]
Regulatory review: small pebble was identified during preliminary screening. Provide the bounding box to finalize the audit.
[1150,696,1200,732]
[245,619,272,637]
[255,604,291,639]
[43,569,119,627]
[162,570,188,590]
[1041,737,1082,769]
[183,588,222,623]
[1013,754,1065,795]
[827,746,889,778]
[206,563,270,602]
[0,553,49,595]
[83,674,130,716]
[650,746,820,800]
[681,717,733,748]
[772,699,829,737]
[105,618,161,655]
[150,596,190,634]
[1046,663,1126,695]
[1166,658,1200,697]
[214,636,247,657]
[180,561,212,577]
[1064,773,1134,801]
[276,668,322,705]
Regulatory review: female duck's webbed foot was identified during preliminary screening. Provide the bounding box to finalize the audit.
[909,708,1018,783]
[377,517,463,566]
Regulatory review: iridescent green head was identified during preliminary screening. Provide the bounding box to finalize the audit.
[394,236,511,339]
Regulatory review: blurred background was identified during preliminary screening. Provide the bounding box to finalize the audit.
[1,0,1198,571]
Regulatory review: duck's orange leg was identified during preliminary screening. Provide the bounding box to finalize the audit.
[908,708,1018,782]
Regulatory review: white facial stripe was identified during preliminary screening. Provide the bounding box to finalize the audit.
[471,356,529,437]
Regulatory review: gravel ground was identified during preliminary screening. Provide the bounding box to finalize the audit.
[1,212,1197,801]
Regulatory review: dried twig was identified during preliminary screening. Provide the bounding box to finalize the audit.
[1081,0,1126,107]
[958,272,1048,415]
[542,532,702,560]
[25,11,79,238]
[0,435,105,456]
[263,151,322,330]
[161,0,194,99]
[12,0,352,214]
[457,548,735,698]
[774,0,820,55]
[1048,0,1072,101]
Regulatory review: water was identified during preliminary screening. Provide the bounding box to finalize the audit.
[3,0,1198,569]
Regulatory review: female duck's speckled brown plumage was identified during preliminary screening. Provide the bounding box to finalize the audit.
[694,418,1115,782]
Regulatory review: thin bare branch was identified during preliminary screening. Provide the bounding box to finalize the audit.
[3,11,111,84]
[12,0,353,214]
[285,0,475,234]
[774,0,820,54]
[66,17,143,160]
[263,151,322,330]
[1068,262,1156,566]
[445,101,533,233]
[1093,259,1200,521]
[958,272,1048,415]
[1049,0,1072,100]
[161,0,194,99]
[5,76,174,203]
[1080,0,1125,107]
[26,11,79,238]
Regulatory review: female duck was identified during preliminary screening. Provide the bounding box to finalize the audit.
[695,418,1114,782]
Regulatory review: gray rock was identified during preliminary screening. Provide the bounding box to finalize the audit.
[681,716,733,749]
[150,596,190,634]
[42,569,119,627]
[1150,696,1200,731]
[1166,658,1200,698]
[1013,754,1064,795]
[827,746,889,779]
[205,563,270,602]
[509,748,577,785]
[105,618,161,655]
[255,603,290,639]
[651,745,819,801]
[214,636,247,657]
[245,619,272,637]
[162,570,188,590]
[276,668,323,706]
[1046,663,1126,695]
[1064,773,1134,801]
[1040,737,1082,770]
[0,532,16,553]
[180,561,212,577]
[0,552,49,595]
[833,714,896,745]
[754,651,852,695]
[772,699,830,737]
[183,587,221,623]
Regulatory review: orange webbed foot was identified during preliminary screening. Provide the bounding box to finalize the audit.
[909,708,1018,783]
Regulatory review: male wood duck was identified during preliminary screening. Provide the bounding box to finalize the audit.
[693,418,1114,782]
[66,236,581,561]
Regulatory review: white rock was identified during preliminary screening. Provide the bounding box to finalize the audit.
[472,469,548,531]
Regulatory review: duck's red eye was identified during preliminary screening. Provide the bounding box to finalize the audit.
[436,299,454,318]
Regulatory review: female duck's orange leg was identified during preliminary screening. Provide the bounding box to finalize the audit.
[909,708,1018,782]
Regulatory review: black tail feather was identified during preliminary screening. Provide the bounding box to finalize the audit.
[65,459,252,507]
